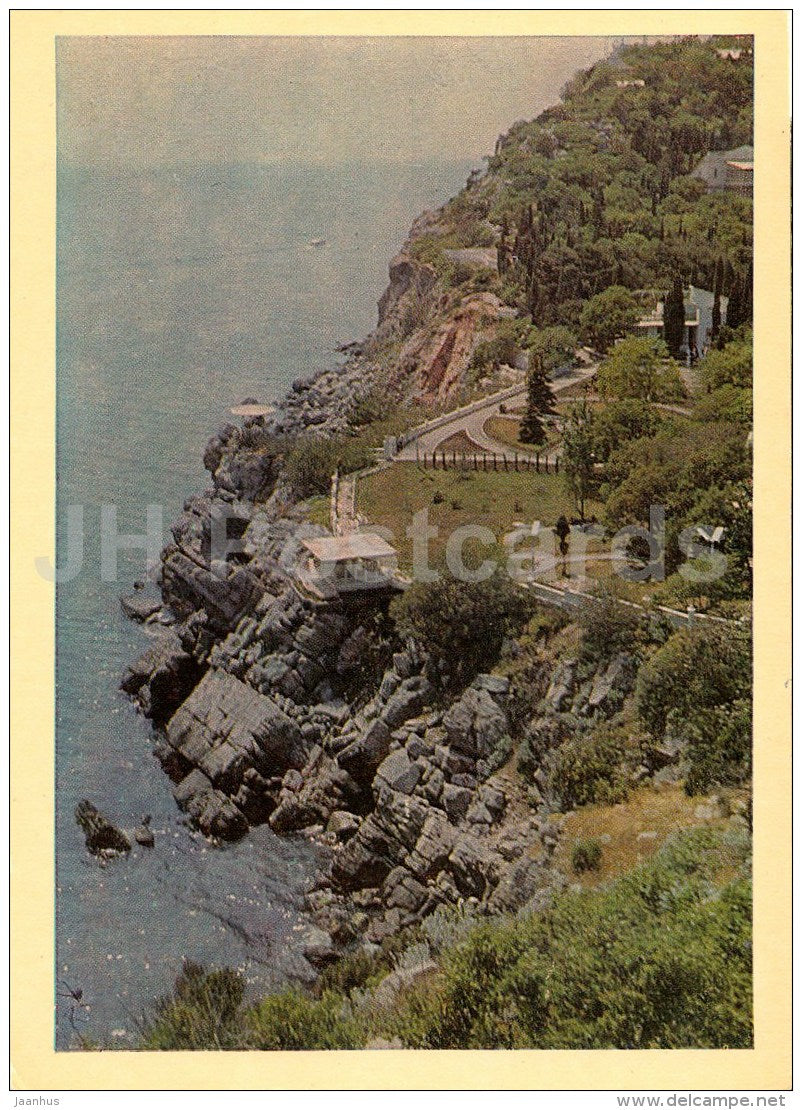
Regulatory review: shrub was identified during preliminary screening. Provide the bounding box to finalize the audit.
[577,590,644,667]
[549,724,632,809]
[572,836,603,873]
[284,436,373,498]
[678,698,752,796]
[636,624,752,794]
[390,574,533,689]
[578,286,640,353]
[385,828,752,1049]
[247,989,361,1050]
[142,962,246,1050]
[635,624,751,738]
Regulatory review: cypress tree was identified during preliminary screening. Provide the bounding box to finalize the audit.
[519,357,557,446]
[663,274,686,357]
[726,272,744,329]
[711,257,723,340]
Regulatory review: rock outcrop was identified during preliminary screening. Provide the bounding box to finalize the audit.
[75,801,131,855]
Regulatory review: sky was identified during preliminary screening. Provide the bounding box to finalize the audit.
[56,36,618,168]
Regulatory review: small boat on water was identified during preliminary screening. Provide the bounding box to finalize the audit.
[309,237,327,247]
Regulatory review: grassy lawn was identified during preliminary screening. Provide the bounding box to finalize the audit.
[553,782,742,889]
[303,494,330,528]
[356,462,601,573]
[484,414,562,454]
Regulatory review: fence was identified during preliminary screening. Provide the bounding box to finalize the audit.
[419,450,559,473]
[522,578,742,629]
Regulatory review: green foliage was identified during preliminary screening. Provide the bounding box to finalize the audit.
[528,325,578,373]
[550,724,632,809]
[284,436,373,498]
[694,383,752,424]
[680,698,752,796]
[597,337,685,402]
[602,418,750,544]
[572,836,603,873]
[468,319,527,380]
[577,589,644,666]
[700,333,752,390]
[142,962,246,1050]
[386,828,752,1049]
[561,400,597,519]
[579,286,641,352]
[590,398,663,462]
[519,364,557,445]
[390,574,533,688]
[663,274,686,357]
[636,623,751,736]
[247,989,361,1050]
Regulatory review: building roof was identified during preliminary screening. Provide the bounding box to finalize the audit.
[301,533,397,563]
[726,160,754,171]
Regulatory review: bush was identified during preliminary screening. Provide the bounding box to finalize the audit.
[549,724,632,809]
[142,962,246,1050]
[284,436,373,498]
[636,624,752,794]
[385,828,752,1049]
[247,989,361,1050]
[635,624,751,738]
[572,836,603,873]
[679,698,752,796]
[390,574,533,689]
[577,590,644,667]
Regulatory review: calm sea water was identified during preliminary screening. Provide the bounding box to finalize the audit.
[55,159,473,1047]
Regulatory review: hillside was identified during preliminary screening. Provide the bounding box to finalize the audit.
[113,35,755,1053]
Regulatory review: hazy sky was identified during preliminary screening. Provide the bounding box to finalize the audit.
[57,36,617,167]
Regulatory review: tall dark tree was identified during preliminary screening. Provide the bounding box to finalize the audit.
[519,357,557,446]
[562,400,596,522]
[711,257,723,341]
[497,213,509,276]
[726,272,745,329]
[663,274,686,358]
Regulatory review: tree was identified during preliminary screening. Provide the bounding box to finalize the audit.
[528,325,578,374]
[519,358,557,445]
[663,274,686,358]
[597,337,686,402]
[726,263,752,330]
[578,286,640,353]
[711,257,723,341]
[699,333,752,390]
[590,398,662,462]
[635,623,751,740]
[562,400,596,521]
[389,575,532,689]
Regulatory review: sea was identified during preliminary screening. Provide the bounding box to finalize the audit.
[55,158,474,1048]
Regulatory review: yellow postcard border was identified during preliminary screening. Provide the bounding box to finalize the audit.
[10,9,791,1091]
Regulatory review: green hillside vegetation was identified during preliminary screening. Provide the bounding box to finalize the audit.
[141,826,751,1051]
[140,38,754,1054]
[410,39,752,340]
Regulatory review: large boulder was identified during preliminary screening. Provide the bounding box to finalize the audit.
[374,750,421,796]
[337,718,392,783]
[442,687,509,761]
[120,632,204,724]
[166,669,308,794]
[331,791,431,892]
[545,660,577,712]
[381,676,432,731]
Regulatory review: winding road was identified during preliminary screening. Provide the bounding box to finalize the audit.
[394,359,598,463]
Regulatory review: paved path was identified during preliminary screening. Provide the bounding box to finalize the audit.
[395,361,597,462]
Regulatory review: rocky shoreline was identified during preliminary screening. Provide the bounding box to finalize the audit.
[103,236,639,977]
